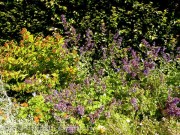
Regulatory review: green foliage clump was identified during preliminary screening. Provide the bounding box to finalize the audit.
[0,0,179,53]
[17,95,52,123]
[0,28,80,102]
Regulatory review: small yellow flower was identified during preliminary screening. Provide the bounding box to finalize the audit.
[97,125,106,134]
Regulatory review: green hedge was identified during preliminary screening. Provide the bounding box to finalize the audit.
[0,0,179,52]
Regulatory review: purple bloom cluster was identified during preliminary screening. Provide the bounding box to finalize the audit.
[113,31,123,47]
[162,53,171,62]
[76,105,85,116]
[54,100,72,112]
[141,39,151,48]
[120,42,167,77]
[24,79,33,84]
[130,97,138,111]
[89,106,104,124]
[79,29,95,55]
[122,58,131,73]
[85,29,94,51]
[44,84,89,122]
[121,49,141,77]
[84,77,90,87]
[61,14,68,30]
[164,97,180,117]
[143,60,155,75]
[61,15,80,48]
[66,125,77,134]
[152,47,161,58]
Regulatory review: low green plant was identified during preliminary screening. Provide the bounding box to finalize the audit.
[17,95,52,123]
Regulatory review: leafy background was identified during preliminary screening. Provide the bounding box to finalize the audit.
[0,0,179,134]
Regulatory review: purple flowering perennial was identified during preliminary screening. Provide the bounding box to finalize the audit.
[143,68,149,76]
[162,53,171,62]
[123,65,131,73]
[61,14,68,30]
[117,37,123,46]
[131,49,137,58]
[24,79,33,84]
[113,31,119,40]
[76,105,85,116]
[165,97,180,117]
[131,97,138,110]
[55,101,67,112]
[66,126,77,134]
[53,90,58,95]
[141,39,150,48]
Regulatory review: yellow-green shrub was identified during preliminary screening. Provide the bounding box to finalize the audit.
[18,95,52,123]
[0,28,79,101]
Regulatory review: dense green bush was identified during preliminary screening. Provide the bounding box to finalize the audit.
[0,0,179,53]
[0,0,65,44]
[0,28,80,101]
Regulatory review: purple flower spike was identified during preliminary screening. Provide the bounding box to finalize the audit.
[61,14,68,30]
[117,37,123,47]
[53,90,58,95]
[122,58,128,65]
[66,126,77,134]
[55,101,67,112]
[154,47,161,56]
[113,31,119,40]
[143,68,149,76]
[123,65,131,73]
[131,49,137,58]
[24,79,33,84]
[76,105,85,116]
[130,59,139,68]
[162,53,171,62]
[131,97,138,110]
[141,39,150,48]
[165,97,180,117]
[76,34,81,41]
[131,72,137,78]
[84,77,90,86]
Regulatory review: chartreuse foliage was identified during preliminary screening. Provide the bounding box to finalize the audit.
[0,28,79,102]
[18,95,52,123]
